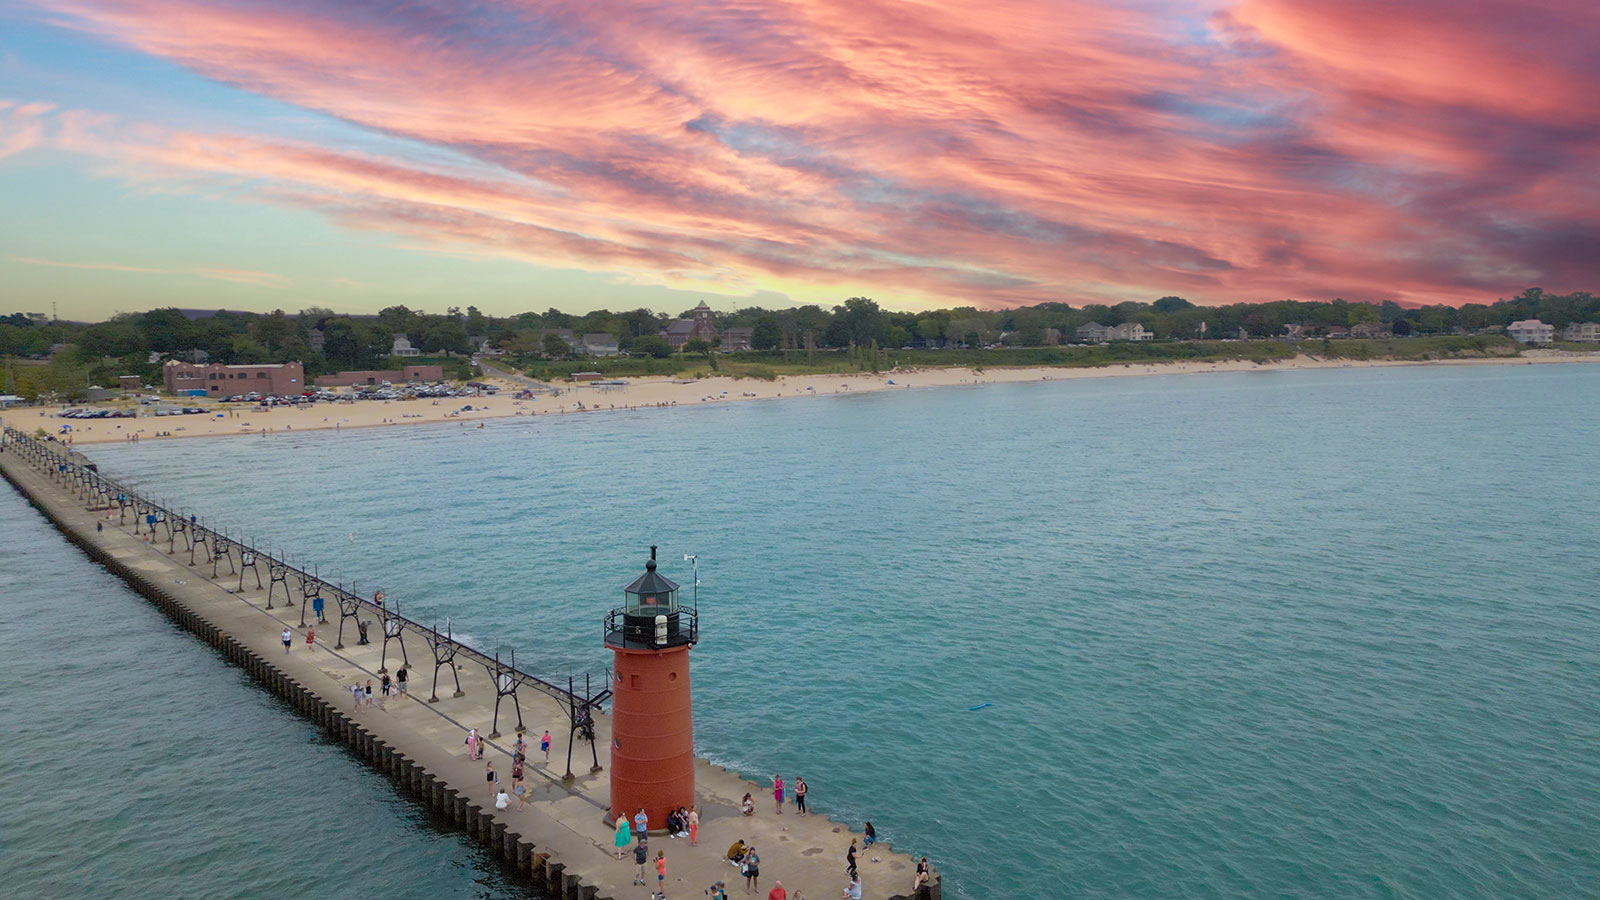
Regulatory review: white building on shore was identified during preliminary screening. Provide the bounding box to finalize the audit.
[1507,319,1555,345]
[1561,322,1599,343]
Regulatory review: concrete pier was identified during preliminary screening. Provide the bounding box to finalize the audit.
[0,431,940,900]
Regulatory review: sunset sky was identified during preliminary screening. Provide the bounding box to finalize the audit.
[1,0,1595,320]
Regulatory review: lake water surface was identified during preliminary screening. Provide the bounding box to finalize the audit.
[0,484,534,899]
[59,363,1600,897]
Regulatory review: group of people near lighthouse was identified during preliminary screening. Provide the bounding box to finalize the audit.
[471,732,926,898]
[480,729,553,813]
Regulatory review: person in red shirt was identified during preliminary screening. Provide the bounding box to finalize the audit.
[768,880,787,900]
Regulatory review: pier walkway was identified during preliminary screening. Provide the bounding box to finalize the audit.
[0,430,937,900]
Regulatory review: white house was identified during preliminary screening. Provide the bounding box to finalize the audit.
[579,333,620,357]
[1108,322,1151,341]
[391,334,422,357]
[1561,321,1599,343]
[1076,322,1111,343]
[1507,319,1554,345]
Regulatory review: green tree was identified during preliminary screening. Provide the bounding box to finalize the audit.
[137,308,192,354]
[625,334,673,358]
[78,318,145,359]
[229,335,271,363]
[683,337,718,370]
[319,318,369,369]
[542,333,573,359]
[249,309,294,355]
[421,320,471,354]
[505,329,543,356]
[832,297,889,347]
[751,314,781,351]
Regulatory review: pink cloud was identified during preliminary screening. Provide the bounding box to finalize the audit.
[12,1,1599,308]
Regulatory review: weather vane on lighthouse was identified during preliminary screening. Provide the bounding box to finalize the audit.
[604,545,700,830]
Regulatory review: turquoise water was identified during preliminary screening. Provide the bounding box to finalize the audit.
[0,486,535,899]
[75,364,1600,897]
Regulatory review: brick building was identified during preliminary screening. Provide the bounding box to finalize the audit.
[163,361,306,397]
[313,365,445,387]
[659,301,753,351]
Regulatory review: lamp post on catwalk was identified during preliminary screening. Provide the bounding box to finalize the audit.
[604,545,699,829]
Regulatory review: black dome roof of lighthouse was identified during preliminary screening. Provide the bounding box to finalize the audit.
[625,558,679,595]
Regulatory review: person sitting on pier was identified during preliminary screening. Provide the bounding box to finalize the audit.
[665,808,682,836]
[741,793,754,816]
[675,806,691,838]
[726,840,747,866]
[912,857,930,892]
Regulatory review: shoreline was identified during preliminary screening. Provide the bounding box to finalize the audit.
[9,351,1598,445]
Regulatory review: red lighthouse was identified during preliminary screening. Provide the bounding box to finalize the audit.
[605,546,698,828]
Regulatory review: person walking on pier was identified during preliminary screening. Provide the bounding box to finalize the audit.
[351,683,363,709]
[282,628,292,653]
[396,666,408,695]
[305,624,315,649]
[845,840,857,879]
[614,814,631,859]
[772,775,784,815]
[633,839,648,885]
[541,729,551,763]
[794,777,807,815]
[364,679,375,709]
[379,673,391,709]
[466,728,480,760]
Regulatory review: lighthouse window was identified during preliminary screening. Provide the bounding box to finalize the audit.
[626,589,678,617]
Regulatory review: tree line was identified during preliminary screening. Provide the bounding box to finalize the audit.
[2,288,1595,376]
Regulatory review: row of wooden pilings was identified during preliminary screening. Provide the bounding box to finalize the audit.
[0,455,598,900]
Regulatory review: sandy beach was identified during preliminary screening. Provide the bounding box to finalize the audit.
[6,351,1597,446]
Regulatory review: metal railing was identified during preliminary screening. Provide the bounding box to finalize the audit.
[603,605,699,649]
[1,424,603,712]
